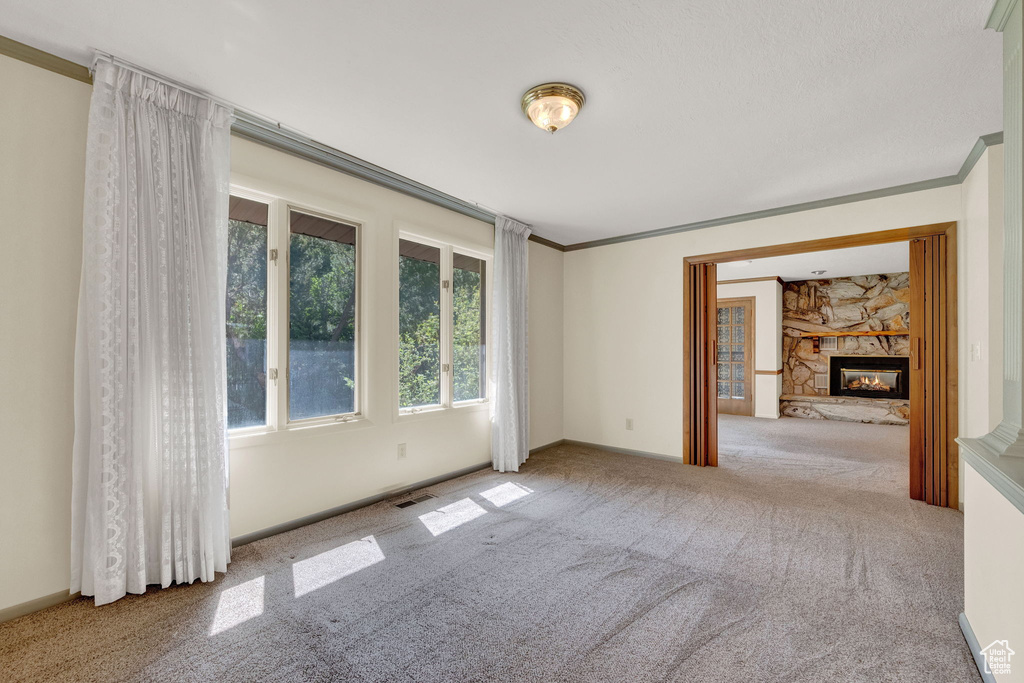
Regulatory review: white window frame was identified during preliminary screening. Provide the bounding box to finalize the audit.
[227,185,366,443]
[396,232,492,419]
[451,246,492,408]
[283,203,363,428]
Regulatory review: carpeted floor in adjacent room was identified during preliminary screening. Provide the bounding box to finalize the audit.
[0,415,978,682]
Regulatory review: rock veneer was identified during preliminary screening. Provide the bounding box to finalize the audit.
[780,395,910,425]
[781,273,910,424]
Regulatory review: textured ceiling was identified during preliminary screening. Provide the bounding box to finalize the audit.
[0,0,1002,244]
[717,242,909,282]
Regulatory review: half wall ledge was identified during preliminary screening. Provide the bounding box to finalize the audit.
[958,435,1024,516]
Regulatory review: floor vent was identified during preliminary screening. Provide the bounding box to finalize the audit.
[395,493,436,509]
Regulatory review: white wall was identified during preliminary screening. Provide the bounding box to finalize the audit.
[716,279,782,418]
[962,5,1022,677]
[960,145,1004,439]
[228,138,499,538]
[528,241,564,449]
[229,140,567,537]
[563,184,974,458]
[0,57,565,614]
[963,464,1024,681]
[0,55,90,613]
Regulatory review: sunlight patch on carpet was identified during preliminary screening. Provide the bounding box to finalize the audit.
[210,576,265,635]
[292,536,385,597]
[419,498,487,536]
[479,482,533,507]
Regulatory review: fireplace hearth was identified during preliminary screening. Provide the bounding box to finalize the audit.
[828,355,910,400]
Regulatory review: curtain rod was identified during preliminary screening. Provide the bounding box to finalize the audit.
[91,51,239,112]
[88,51,554,242]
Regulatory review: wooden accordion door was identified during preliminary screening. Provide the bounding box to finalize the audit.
[909,234,955,506]
[684,262,718,466]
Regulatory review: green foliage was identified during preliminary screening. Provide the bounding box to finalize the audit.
[399,256,441,407]
[397,256,486,407]
[226,220,268,427]
[288,233,357,417]
[228,225,486,421]
[453,266,485,402]
[227,220,268,339]
[289,234,356,344]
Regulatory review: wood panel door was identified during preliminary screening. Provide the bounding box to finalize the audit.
[684,262,718,466]
[716,297,754,416]
[909,234,956,506]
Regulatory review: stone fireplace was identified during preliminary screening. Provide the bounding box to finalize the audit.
[780,273,911,425]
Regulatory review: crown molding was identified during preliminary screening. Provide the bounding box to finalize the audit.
[0,34,997,256]
[0,34,91,84]
[563,133,1004,252]
[0,35,569,251]
[957,132,1004,180]
[232,111,498,224]
[986,0,1020,31]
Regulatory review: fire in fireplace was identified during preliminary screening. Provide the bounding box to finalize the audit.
[828,356,909,400]
[842,370,899,392]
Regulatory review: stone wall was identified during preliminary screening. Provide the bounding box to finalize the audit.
[780,395,910,425]
[782,273,910,423]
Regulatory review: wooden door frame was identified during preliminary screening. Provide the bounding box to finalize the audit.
[683,221,959,508]
[716,296,755,417]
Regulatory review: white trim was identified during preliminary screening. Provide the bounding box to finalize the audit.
[394,230,493,420]
[454,246,493,403]
[283,202,363,425]
[226,183,365,441]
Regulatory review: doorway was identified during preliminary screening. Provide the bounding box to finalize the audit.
[716,297,754,417]
[683,222,958,508]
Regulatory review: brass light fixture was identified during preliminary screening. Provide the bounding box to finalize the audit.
[521,82,585,133]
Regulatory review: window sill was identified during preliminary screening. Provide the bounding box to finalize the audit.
[396,400,489,422]
[228,414,373,449]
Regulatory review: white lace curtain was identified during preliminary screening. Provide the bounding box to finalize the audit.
[492,216,531,472]
[71,58,233,606]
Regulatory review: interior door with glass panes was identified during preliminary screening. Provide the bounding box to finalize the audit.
[716,297,754,416]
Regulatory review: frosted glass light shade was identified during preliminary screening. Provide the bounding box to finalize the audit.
[526,95,579,132]
[521,83,585,133]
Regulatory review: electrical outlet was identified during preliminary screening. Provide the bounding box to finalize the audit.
[971,343,983,362]
[625,418,634,431]
[397,443,407,460]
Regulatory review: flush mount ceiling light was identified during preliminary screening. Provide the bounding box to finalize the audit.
[521,82,585,133]
[812,270,827,276]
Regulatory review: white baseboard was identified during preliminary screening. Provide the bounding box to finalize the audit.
[959,612,997,682]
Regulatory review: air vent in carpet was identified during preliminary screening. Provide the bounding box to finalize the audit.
[395,493,436,509]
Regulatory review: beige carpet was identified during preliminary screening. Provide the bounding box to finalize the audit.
[0,415,977,682]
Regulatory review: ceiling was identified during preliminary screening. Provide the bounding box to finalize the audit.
[0,1,1002,245]
[717,242,909,282]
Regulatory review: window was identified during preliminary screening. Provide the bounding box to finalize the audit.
[288,210,359,420]
[226,195,269,430]
[399,237,489,412]
[398,239,442,408]
[227,190,361,434]
[453,253,486,402]
[226,186,486,435]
